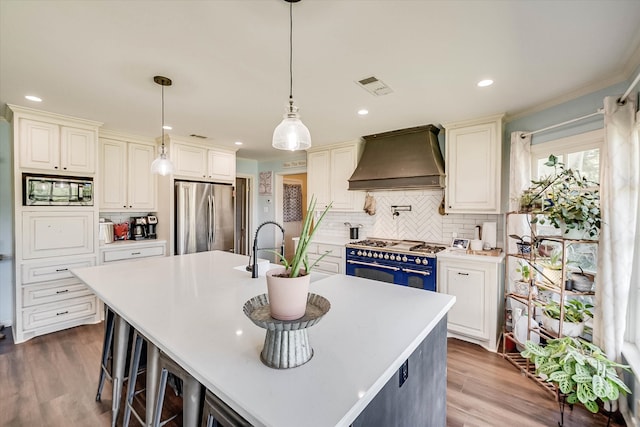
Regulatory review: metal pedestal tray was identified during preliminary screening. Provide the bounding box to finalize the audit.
[243,293,330,369]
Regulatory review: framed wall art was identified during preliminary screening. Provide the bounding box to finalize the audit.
[259,171,273,195]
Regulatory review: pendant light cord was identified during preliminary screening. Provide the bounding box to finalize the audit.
[289,2,294,107]
[161,82,166,154]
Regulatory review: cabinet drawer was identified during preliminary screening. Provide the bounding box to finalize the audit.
[102,245,165,263]
[22,278,92,307]
[317,244,343,259]
[22,211,94,259]
[308,254,342,274]
[22,295,97,331]
[22,257,95,284]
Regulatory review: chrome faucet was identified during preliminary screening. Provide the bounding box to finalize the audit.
[248,221,285,278]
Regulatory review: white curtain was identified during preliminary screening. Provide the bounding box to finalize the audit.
[594,96,639,365]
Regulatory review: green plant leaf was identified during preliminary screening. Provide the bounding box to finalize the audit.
[549,371,570,383]
[606,371,632,394]
[606,380,620,401]
[524,340,547,357]
[571,373,592,383]
[574,363,590,377]
[566,393,579,404]
[592,374,611,398]
[539,361,561,375]
[577,382,596,403]
[563,361,576,375]
[558,378,573,394]
[583,399,599,413]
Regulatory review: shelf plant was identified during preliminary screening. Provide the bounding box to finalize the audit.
[538,299,593,337]
[521,155,601,238]
[521,337,630,425]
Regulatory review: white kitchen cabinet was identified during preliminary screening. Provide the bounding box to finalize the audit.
[22,211,95,260]
[307,140,364,211]
[437,253,504,351]
[444,114,503,214]
[99,133,157,211]
[19,118,96,173]
[99,240,167,264]
[170,138,237,184]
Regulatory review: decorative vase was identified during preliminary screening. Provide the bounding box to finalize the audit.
[266,267,310,320]
[542,314,584,337]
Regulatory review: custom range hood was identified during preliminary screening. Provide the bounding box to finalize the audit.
[348,124,445,191]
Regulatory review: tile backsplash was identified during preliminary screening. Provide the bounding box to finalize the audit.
[314,189,504,247]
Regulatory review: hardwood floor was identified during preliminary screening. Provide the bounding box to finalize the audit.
[0,323,627,426]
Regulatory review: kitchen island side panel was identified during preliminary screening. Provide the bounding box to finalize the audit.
[353,315,447,427]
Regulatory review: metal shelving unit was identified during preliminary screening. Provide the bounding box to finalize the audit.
[501,211,597,398]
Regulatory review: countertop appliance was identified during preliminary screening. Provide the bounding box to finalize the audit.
[132,216,147,240]
[175,181,234,254]
[147,215,158,239]
[99,219,114,244]
[23,174,93,206]
[345,238,447,291]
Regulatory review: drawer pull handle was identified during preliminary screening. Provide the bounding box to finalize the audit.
[457,272,469,276]
[402,268,430,276]
[56,310,69,316]
[55,268,69,272]
[131,252,141,255]
[56,289,70,294]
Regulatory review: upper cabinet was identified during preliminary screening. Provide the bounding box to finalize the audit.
[169,136,236,184]
[307,140,364,211]
[10,106,102,175]
[99,131,157,211]
[444,114,504,214]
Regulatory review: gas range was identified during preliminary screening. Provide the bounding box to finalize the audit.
[345,238,447,291]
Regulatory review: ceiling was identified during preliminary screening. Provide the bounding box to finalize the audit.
[2,1,640,160]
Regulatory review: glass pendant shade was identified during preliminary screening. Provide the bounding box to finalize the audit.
[150,147,174,176]
[272,104,311,151]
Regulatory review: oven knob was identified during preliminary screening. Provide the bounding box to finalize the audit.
[367,252,373,257]
[402,256,408,262]
[389,255,395,261]
[384,254,389,260]
[357,250,362,256]
[415,258,422,264]
[373,252,378,258]
[423,258,429,265]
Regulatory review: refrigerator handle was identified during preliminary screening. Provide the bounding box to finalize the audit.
[211,195,217,245]
[207,195,214,251]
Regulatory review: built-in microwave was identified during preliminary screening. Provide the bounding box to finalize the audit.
[23,174,94,206]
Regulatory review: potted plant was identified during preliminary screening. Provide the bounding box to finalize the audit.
[513,261,532,296]
[522,155,601,239]
[267,195,332,320]
[521,337,631,425]
[539,247,563,287]
[539,299,593,337]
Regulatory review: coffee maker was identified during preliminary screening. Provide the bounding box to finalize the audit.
[146,215,158,239]
[132,217,147,240]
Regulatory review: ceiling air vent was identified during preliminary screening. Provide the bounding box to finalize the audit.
[356,76,393,96]
[189,134,208,139]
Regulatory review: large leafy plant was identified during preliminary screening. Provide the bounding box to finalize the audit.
[539,299,593,323]
[272,195,332,278]
[521,337,630,414]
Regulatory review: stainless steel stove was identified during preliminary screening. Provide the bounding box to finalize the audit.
[345,239,447,291]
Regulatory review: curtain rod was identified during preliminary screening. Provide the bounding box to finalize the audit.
[619,70,640,104]
[520,108,604,139]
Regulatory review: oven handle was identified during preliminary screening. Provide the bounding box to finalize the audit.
[402,268,430,276]
[347,260,400,271]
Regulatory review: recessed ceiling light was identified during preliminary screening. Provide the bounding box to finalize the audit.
[162,125,172,130]
[235,141,243,145]
[477,79,494,87]
[357,109,369,116]
[25,95,42,102]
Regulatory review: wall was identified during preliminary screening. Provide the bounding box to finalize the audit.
[0,119,13,325]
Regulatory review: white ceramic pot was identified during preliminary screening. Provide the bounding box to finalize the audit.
[542,313,584,337]
[266,267,310,321]
[559,222,596,240]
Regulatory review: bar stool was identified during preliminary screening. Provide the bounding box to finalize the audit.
[95,307,115,401]
[122,330,147,427]
[152,351,204,427]
[201,389,252,427]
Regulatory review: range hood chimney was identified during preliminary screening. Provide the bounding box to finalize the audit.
[348,124,445,191]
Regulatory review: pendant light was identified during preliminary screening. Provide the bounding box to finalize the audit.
[272,0,311,151]
[150,75,174,175]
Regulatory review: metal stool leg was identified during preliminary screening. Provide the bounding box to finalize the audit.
[123,331,145,427]
[152,368,170,427]
[96,308,115,402]
[112,314,131,427]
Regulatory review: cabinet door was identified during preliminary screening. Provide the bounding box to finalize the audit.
[60,126,96,173]
[307,150,330,208]
[440,262,489,340]
[99,139,128,209]
[22,211,95,259]
[173,143,207,179]
[128,142,157,210]
[19,119,60,170]
[208,150,236,183]
[330,145,363,211]
[445,120,501,213]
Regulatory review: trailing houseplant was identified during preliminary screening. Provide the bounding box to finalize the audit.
[538,299,593,337]
[521,337,631,425]
[267,195,332,320]
[522,155,601,239]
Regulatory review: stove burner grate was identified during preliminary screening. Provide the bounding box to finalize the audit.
[351,239,393,248]
[409,244,447,254]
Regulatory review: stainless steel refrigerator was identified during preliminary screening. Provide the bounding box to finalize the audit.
[175,181,234,254]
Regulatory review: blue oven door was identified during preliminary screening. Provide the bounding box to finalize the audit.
[345,259,399,284]
[397,264,437,291]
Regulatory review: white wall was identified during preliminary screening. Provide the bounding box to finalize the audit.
[0,118,14,326]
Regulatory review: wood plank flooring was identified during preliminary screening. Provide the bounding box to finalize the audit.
[0,323,627,426]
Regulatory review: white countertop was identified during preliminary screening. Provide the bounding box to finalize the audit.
[437,248,505,263]
[71,251,454,427]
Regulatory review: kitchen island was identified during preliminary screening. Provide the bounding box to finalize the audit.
[72,250,455,427]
